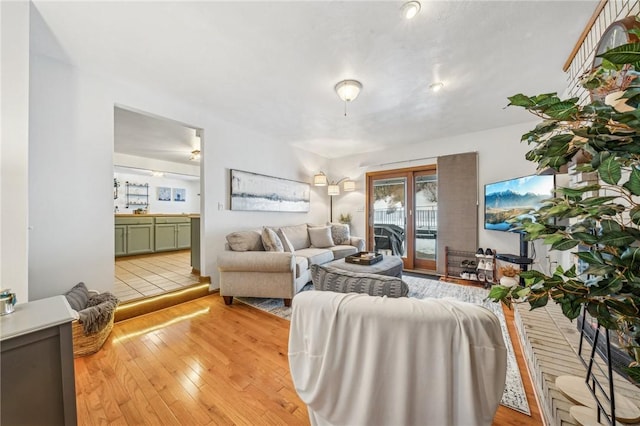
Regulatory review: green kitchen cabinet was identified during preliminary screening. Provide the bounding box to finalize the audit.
[115,216,155,256]
[127,224,154,255]
[154,217,190,252]
[114,225,127,256]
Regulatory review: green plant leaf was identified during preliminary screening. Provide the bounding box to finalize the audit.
[487,285,510,302]
[591,151,611,169]
[570,232,598,244]
[598,156,622,185]
[597,42,640,65]
[589,277,623,297]
[561,300,583,320]
[551,238,580,251]
[604,298,639,316]
[584,264,616,277]
[579,196,618,207]
[556,185,601,197]
[600,219,622,232]
[575,251,605,265]
[623,167,640,195]
[622,365,640,385]
[529,292,549,309]
[507,94,536,108]
[599,231,636,247]
[542,101,579,120]
[630,206,640,225]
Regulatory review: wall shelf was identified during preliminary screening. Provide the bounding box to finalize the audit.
[125,182,149,209]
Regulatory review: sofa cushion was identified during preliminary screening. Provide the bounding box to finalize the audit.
[65,282,90,311]
[328,222,350,245]
[262,227,284,252]
[309,226,335,248]
[295,247,334,266]
[278,229,295,253]
[310,264,409,298]
[279,224,311,250]
[226,230,265,252]
[294,256,309,278]
[330,245,358,260]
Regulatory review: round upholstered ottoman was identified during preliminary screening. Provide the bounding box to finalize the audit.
[326,255,403,278]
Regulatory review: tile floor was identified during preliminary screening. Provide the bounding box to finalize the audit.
[114,250,201,303]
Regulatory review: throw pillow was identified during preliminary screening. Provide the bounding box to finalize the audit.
[308,226,335,248]
[226,230,264,251]
[310,264,409,298]
[64,282,90,311]
[262,227,284,252]
[277,229,295,253]
[328,222,351,245]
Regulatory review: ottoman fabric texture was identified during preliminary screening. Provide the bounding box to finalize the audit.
[310,264,409,298]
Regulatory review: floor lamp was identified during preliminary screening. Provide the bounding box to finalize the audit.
[313,172,355,222]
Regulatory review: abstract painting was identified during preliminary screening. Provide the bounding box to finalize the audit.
[230,169,310,212]
[173,188,186,202]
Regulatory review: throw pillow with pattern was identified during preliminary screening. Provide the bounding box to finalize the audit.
[329,222,350,245]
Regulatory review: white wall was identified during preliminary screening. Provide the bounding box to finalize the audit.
[329,122,560,275]
[1,0,30,303]
[28,45,329,298]
[113,171,200,215]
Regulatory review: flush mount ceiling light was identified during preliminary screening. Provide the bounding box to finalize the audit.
[429,82,444,92]
[401,1,421,19]
[190,149,201,161]
[335,79,363,116]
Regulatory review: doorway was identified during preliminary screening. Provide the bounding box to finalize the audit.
[113,106,203,303]
[366,165,437,271]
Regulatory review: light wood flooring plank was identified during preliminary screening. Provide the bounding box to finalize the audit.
[75,293,542,426]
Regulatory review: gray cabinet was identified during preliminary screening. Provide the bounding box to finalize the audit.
[115,216,155,256]
[191,217,200,271]
[154,217,191,252]
[1,296,77,426]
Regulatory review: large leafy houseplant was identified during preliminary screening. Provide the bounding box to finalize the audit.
[488,33,640,385]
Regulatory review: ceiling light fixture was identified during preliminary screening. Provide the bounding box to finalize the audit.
[335,79,362,116]
[401,1,421,19]
[429,82,444,92]
[190,149,201,161]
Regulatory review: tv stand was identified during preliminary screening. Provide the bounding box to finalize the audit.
[497,233,533,279]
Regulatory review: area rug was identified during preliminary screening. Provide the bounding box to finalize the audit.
[237,276,530,415]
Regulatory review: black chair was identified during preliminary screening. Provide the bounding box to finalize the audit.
[373,224,405,256]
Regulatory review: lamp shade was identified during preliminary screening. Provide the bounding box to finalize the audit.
[327,184,340,196]
[343,180,356,192]
[335,80,362,102]
[314,173,328,186]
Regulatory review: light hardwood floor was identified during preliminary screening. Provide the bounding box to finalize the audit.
[75,291,543,425]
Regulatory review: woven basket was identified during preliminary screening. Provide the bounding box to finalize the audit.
[71,310,115,358]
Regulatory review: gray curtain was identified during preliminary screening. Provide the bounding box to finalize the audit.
[436,152,478,275]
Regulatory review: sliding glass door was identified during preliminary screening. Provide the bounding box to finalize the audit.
[367,165,437,271]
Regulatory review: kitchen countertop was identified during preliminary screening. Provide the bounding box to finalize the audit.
[115,213,200,218]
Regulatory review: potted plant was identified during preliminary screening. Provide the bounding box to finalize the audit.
[488,36,640,385]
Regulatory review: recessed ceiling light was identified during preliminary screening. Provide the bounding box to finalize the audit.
[429,82,444,92]
[401,1,421,19]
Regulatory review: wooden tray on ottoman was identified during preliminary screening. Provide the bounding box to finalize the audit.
[345,252,383,265]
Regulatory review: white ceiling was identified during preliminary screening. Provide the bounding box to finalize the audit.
[32,1,599,160]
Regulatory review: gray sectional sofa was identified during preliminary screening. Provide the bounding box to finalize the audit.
[217,223,365,306]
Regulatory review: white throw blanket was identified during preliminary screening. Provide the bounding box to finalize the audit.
[288,291,507,426]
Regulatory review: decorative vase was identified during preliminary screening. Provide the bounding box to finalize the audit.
[500,276,519,288]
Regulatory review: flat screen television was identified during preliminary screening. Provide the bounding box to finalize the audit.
[484,174,555,232]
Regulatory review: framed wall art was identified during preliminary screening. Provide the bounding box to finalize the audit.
[173,188,186,202]
[230,169,310,212]
[157,187,171,201]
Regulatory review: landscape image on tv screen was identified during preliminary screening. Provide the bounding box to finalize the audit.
[484,174,554,231]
